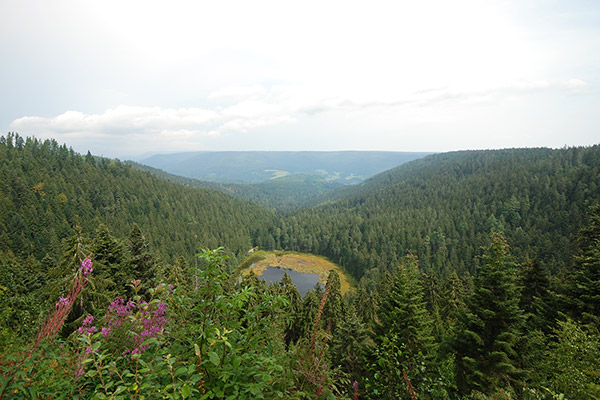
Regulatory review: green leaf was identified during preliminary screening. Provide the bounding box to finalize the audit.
[86,369,98,377]
[194,344,201,358]
[233,356,241,368]
[181,384,192,398]
[208,351,220,366]
[175,366,187,377]
[142,337,158,347]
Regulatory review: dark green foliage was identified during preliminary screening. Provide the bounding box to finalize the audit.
[368,255,436,398]
[330,306,368,379]
[3,132,600,398]
[453,232,524,395]
[93,223,128,293]
[275,146,600,279]
[519,258,555,334]
[129,162,345,213]
[128,223,157,288]
[440,270,469,334]
[322,270,344,333]
[0,133,276,269]
[565,203,600,326]
[544,318,600,399]
[280,272,303,346]
[373,255,434,360]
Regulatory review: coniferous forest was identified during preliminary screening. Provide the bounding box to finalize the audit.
[1,132,600,399]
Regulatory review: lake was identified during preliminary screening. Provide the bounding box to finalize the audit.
[259,266,321,296]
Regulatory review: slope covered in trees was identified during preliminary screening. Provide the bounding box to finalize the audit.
[128,161,343,212]
[2,133,600,399]
[270,146,600,278]
[0,133,284,278]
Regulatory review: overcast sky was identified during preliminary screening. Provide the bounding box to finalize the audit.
[1,0,599,159]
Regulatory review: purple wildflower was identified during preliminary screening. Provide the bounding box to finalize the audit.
[80,258,93,276]
[78,315,97,335]
[56,296,70,307]
[352,380,359,400]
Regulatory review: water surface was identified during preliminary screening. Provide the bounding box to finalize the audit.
[259,266,321,296]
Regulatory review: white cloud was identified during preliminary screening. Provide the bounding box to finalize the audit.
[9,76,592,157]
[11,106,220,135]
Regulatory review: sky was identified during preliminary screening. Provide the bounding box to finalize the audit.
[1,0,599,159]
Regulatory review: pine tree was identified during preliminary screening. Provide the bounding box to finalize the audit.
[353,285,376,324]
[299,286,321,340]
[321,270,344,334]
[93,224,128,294]
[519,258,553,333]
[330,304,368,379]
[128,223,156,288]
[440,270,467,333]
[280,272,303,346]
[453,232,524,395]
[368,254,435,398]
[566,204,600,326]
[374,255,433,358]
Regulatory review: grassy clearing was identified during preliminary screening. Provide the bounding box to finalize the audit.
[238,250,353,295]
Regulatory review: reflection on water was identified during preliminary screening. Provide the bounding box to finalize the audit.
[259,266,321,296]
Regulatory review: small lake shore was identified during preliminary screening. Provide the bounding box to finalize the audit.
[237,250,353,294]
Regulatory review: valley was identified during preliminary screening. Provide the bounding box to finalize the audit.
[138,150,431,184]
[1,133,599,399]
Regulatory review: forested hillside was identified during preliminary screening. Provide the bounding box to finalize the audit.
[269,147,600,278]
[128,161,342,212]
[0,133,276,265]
[1,133,599,399]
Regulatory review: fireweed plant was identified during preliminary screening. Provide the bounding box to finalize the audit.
[2,248,350,399]
[0,256,94,399]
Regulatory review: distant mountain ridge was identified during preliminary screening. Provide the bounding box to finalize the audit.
[139,151,431,184]
[127,161,343,212]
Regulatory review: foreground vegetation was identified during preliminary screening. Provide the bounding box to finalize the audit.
[1,133,600,398]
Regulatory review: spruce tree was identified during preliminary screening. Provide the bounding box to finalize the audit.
[453,232,524,395]
[566,204,600,326]
[519,258,553,333]
[280,272,303,346]
[440,270,467,333]
[93,224,128,294]
[128,223,156,288]
[368,254,435,398]
[330,304,368,379]
[321,270,344,334]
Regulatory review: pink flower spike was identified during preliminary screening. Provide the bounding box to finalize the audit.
[80,258,93,276]
[56,296,70,307]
